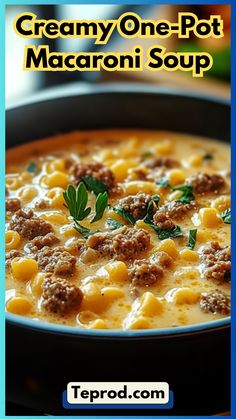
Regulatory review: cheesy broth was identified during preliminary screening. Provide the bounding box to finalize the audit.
[6,130,231,330]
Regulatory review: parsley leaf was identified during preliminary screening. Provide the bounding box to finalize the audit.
[91,192,108,223]
[220,208,231,224]
[157,177,170,187]
[172,185,195,204]
[82,176,108,196]
[105,218,124,230]
[73,220,92,239]
[203,153,213,161]
[113,205,136,225]
[156,179,195,204]
[63,183,91,221]
[186,229,197,249]
[27,161,38,173]
[140,150,154,159]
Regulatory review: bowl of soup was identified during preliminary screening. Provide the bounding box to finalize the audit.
[6,84,230,415]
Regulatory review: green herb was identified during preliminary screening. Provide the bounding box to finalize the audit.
[113,205,136,225]
[156,178,195,204]
[143,195,160,225]
[144,220,183,240]
[63,183,91,221]
[91,192,108,223]
[27,161,38,173]
[203,153,214,161]
[141,150,154,159]
[105,218,124,230]
[157,177,170,187]
[186,229,197,250]
[172,184,195,204]
[73,220,92,239]
[82,176,108,195]
[220,208,231,224]
[156,225,183,240]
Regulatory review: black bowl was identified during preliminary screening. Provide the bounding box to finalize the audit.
[6,84,230,415]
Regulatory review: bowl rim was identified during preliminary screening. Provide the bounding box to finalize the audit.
[6,83,230,338]
[6,81,230,110]
[6,312,230,338]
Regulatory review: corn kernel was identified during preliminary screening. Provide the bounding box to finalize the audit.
[102,287,125,302]
[6,296,33,315]
[139,292,164,316]
[127,317,150,330]
[11,257,38,281]
[179,249,199,262]
[44,171,69,189]
[172,287,200,305]
[167,169,185,186]
[212,195,230,212]
[196,229,212,243]
[88,319,107,329]
[157,239,179,259]
[81,284,105,314]
[199,207,221,228]
[188,154,202,168]
[103,261,128,283]
[123,181,160,195]
[153,139,172,155]
[5,230,21,250]
[30,273,45,297]
[111,159,136,182]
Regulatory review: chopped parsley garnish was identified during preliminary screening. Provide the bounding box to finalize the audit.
[91,192,108,223]
[140,150,154,159]
[220,208,231,224]
[73,220,93,239]
[157,177,170,187]
[143,195,183,240]
[105,218,124,230]
[63,183,108,237]
[186,229,197,250]
[172,185,194,204]
[82,176,108,195]
[27,161,38,173]
[113,205,136,225]
[203,153,214,161]
[63,183,91,221]
[157,178,195,204]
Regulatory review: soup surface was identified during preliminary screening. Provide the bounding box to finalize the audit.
[6,130,231,330]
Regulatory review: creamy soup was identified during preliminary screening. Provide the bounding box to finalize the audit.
[6,130,231,330]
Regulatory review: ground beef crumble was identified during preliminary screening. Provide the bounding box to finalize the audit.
[143,157,179,169]
[201,242,231,282]
[186,173,225,194]
[6,198,21,212]
[118,193,152,221]
[86,226,151,261]
[128,260,163,287]
[42,275,83,314]
[28,233,60,252]
[9,208,53,240]
[157,201,197,221]
[6,250,22,267]
[70,161,115,190]
[200,291,230,315]
[153,212,175,230]
[35,246,76,276]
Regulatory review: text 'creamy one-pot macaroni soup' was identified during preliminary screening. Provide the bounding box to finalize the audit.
[6,131,231,330]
